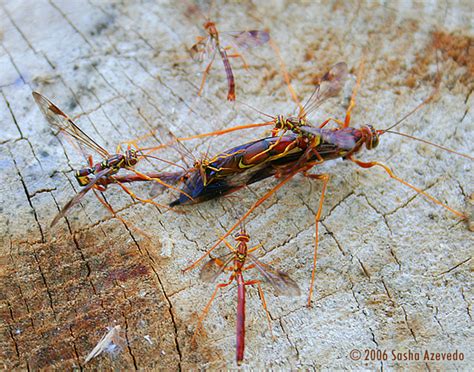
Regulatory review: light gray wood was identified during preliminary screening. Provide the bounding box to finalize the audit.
[1,0,472,369]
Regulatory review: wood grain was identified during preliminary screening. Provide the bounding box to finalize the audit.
[1,0,472,369]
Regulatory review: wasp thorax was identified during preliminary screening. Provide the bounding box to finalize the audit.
[296,117,306,126]
[274,115,286,129]
[236,253,246,262]
[75,169,93,186]
[288,116,305,131]
[125,149,138,166]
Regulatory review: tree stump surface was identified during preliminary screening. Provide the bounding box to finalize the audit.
[1,0,472,369]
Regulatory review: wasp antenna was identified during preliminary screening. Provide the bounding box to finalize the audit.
[384,130,473,161]
[185,0,207,22]
[169,133,197,166]
[240,218,247,234]
[382,60,441,133]
[235,99,274,119]
[381,90,437,133]
[204,141,213,161]
[137,144,169,153]
[207,0,215,21]
[225,198,239,219]
[141,154,189,171]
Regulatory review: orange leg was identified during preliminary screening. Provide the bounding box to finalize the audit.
[182,169,300,272]
[125,121,274,154]
[221,237,238,253]
[197,53,217,97]
[195,36,206,43]
[126,167,193,201]
[87,155,108,191]
[114,180,175,212]
[245,279,274,340]
[117,130,158,151]
[247,244,263,253]
[227,51,249,69]
[177,121,274,142]
[319,117,345,129]
[92,189,151,240]
[192,278,234,344]
[303,173,330,307]
[350,157,465,219]
[241,264,257,271]
[269,39,303,114]
[94,184,107,192]
[344,59,365,128]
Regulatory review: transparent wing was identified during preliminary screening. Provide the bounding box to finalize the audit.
[147,134,198,197]
[190,36,217,64]
[299,125,359,151]
[199,254,234,283]
[148,170,187,198]
[248,255,301,296]
[223,30,270,49]
[51,167,113,227]
[299,62,348,118]
[298,125,320,137]
[33,92,110,158]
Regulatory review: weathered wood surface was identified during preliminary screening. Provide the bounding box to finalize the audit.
[1,0,472,370]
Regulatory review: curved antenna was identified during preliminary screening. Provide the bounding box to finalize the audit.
[203,140,213,163]
[207,0,215,22]
[135,121,275,157]
[138,153,189,171]
[225,199,246,232]
[167,132,198,167]
[184,1,208,22]
[299,82,320,119]
[235,98,275,120]
[376,52,472,161]
[381,91,437,133]
[381,53,441,133]
[383,130,473,161]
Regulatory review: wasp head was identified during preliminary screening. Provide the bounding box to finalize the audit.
[234,230,250,243]
[362,125,380,150]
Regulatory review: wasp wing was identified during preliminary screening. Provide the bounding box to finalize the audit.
[199,254,234,283]
[299,62,348,118]
[223,30,270,49]
[248,254,300,296]
[33,92,110,158]
[190,35,217,63]
[299,125,359,152]
[51,167,114,227]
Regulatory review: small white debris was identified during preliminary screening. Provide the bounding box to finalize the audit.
[84,325,126,364]
[160,231,174,257]
[144,335,153,345]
